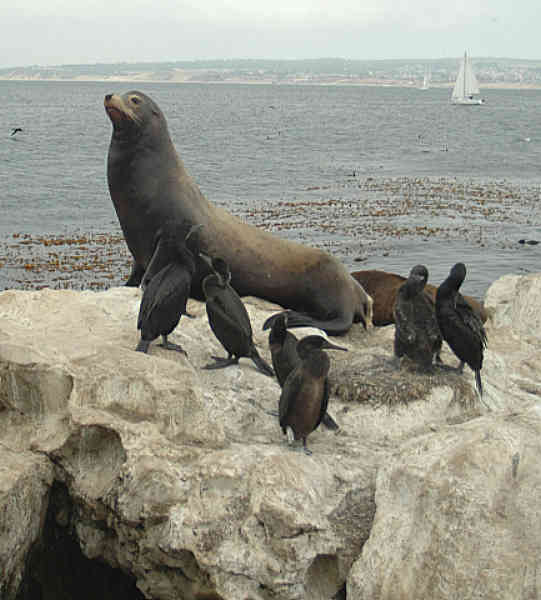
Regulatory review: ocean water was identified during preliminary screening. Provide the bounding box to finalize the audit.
[1,80,541,298]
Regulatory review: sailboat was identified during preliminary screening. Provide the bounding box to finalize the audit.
[451,52,484,105]
[420,66,431,90]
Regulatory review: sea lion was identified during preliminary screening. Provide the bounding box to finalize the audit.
[351,269,488,326]
[202,257,274,376]
[436,263,488,397]
[104,90,372,335]
[135,223,199,354]
[279,335,347,455]
[393,265,442,372]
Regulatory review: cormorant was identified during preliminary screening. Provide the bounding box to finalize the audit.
[202,257,274,376]
[393,264,442,371]
[135,223,200,354]
[435,262,488,396]
[10,128,22,136]
[269,312,340,430]
[279,335,347,454]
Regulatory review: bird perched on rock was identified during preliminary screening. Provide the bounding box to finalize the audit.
[279,335,347,454]
[393,264,442,372]
[436,262,488,396]
[135,223,201,354]
[202,257,274,376]
[269,312,340,430]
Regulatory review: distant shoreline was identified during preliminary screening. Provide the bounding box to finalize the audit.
[1,75,540,90]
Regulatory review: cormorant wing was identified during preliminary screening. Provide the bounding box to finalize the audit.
[279,365,304,428]
[206,284,253,339]
[142,232,168,287]
[394,294,417,343]
[272,330,299,387]
[137,264,189,329]
[316,378,330,429]
[455,300,488,348]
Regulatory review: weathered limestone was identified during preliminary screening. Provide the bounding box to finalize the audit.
[347,407,541,600]
[0,273,540,599]
[347,273,541,600]
[0,445,53,599]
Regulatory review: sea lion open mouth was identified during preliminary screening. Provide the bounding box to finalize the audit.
[104,94,139,125]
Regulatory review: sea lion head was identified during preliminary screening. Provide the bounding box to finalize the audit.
[104,90,167,143]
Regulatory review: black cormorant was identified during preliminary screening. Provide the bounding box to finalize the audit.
[135,223,200,354]
[435,262,488,396]
[202,257,274,376]
[279,335,347,454]
[393,264,442,371]
[269,312,340,430]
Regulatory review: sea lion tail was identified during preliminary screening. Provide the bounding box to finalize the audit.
[250,348,275,377]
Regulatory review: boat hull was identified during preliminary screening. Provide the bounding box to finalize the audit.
[452,97,485,106]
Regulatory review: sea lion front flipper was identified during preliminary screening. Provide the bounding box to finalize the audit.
[126,259,145,287]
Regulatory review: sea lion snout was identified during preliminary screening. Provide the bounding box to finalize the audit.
[104,93,139,125]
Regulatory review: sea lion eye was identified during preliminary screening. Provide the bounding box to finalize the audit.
[131,96,140,105]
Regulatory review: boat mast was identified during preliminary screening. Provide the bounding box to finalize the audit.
[463,51,467,98]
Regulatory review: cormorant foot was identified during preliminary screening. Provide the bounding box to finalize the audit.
[159,341,187,354]
[202,357,239,370]
[135,339,150,353]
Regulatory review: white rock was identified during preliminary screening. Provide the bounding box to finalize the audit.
[0,273,540,599]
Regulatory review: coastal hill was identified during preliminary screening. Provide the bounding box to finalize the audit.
[1,57,541,87]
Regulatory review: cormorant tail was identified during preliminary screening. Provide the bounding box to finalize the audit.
[475,370,483,398]
[321,412,339,431]
[250,348,275,377]
[136,339,150,353]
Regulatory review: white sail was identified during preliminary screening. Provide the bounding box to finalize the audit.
[451,52,483,105]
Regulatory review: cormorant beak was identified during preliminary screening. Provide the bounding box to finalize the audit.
[198,252,213,268]
[186,223,204,240]
[321,341,348,352]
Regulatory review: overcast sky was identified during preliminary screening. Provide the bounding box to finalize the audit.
[1,0,539,68]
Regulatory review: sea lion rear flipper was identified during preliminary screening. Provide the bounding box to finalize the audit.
[263,310,353,336]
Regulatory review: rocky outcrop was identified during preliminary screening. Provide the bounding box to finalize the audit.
[348,273,541,600]
[347,408,541,600]
[1,274,541,599]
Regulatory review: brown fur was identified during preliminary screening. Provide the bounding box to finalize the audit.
[105,91,373,335]
[351,269,488,327]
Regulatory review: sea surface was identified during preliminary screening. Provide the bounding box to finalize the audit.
[1,80,541,298]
